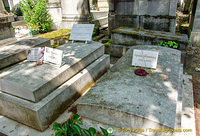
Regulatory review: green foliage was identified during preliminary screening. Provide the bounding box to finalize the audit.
[157,41,178,49]
[100,127,108,136]
[52,114,112,136]
[83,127,98,136]
[20,0,53,33]
[28,23,42,31]
[52,114,82,136]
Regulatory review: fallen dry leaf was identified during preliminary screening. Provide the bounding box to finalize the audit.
[171,53,177,56]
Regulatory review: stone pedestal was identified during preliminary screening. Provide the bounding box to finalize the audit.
[190,0,200,43]
[0,15,14,40]
[46,0,62,29]
[97,0,109,11]
[60,0,90,29]
[109,0,178,34]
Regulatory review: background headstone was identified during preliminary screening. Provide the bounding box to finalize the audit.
[0,15,15,40]
[108,0,178,34]
[60,0,90,29]
[46,0,62,30]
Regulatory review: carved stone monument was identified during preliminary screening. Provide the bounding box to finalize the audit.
[108,0,178,34]
[0,15,15,40]
[46,0,62,29]
[60,0,90,29]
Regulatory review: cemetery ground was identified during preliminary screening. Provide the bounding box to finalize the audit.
[0,27,199,136]
[187,43,200,136]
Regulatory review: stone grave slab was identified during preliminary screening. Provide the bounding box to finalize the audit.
[77,45,183,135]
[0,37,50,69]
[0,55,110,131]
[0,41,104,102]
[111,27,188,50]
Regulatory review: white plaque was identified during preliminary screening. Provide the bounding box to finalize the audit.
[69,24,95,42]
[132,49,159,69]
[43,47,63,66]
[27,48,44,61]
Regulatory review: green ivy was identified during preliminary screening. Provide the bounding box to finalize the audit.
[157,41,178,49]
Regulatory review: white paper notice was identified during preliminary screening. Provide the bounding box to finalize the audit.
[132,49,159,69]
[27,48,44,61]
[43,47,63,66]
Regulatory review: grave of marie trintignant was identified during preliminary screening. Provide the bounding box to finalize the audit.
[77,45,196,136]
[0,24,110,131]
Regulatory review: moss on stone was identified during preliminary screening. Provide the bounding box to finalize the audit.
[104,40,112,46]
[37,29,71,40]
[143,15,176,19]
[114,27,142,32]
[175,32,185,36]
[169,37,181,41]
[92,34,105,41]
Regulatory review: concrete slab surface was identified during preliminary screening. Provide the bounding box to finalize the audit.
[0,41,104,102]
[181,75,196,136]
[0,55,110,131]
[77,45,183,135]
[0,37,50,69]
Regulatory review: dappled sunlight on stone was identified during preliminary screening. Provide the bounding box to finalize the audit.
[166,68,172,72]
[164,81,178,101]
[0,40,110,132]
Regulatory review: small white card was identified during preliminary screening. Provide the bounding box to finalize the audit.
[27,48,44,61]
[69,24,95,42]
[132,49,159,69]
[43,47,63,66]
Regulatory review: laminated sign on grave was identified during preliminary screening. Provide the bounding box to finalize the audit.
[69,24,95,43]
[27,47,44,61]
[132,49,159,69]
[43,47,63,66]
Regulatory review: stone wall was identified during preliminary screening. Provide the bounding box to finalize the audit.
[109,0,178,34]
[0,15,14,40]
